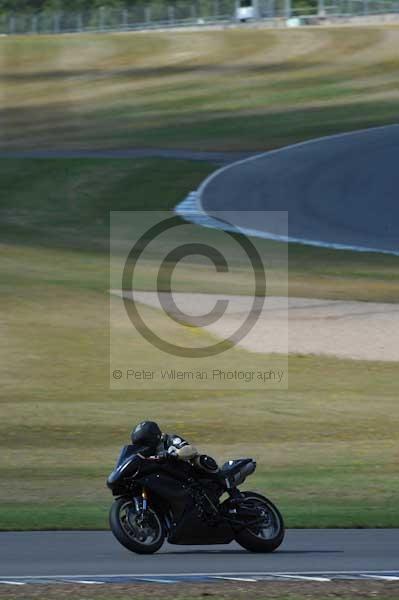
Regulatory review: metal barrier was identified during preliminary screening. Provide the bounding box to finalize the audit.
[0,0,398,35]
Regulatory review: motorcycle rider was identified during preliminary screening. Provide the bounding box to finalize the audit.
[131,420,220,477]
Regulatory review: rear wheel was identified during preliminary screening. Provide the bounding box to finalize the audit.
[109,497,165,554]
[234,491,284,553]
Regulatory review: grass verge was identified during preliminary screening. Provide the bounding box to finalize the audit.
[1,27,399,151]
[1,157,399,301]
[1,160,398,529]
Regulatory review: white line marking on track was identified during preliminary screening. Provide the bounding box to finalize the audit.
[212,576,258,582]
[183,123,399,257]
[138,578,175,583]
[0,581,26,585]
[74,580,104,585]
[1,570,399,580]
[366,575,399,581]
[276,575,331,582]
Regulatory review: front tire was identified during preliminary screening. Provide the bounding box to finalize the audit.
[234,492,284,553]
[109,497,165,554]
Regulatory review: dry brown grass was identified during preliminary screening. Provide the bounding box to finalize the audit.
[1,26,399,151]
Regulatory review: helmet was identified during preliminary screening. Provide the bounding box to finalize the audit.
[131,421,162,449]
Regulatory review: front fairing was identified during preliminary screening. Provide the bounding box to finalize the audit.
[115,444,138,467]
[106,444,148,491]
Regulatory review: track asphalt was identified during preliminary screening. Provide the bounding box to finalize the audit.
[200,125,399,254]
[1,530,398,580]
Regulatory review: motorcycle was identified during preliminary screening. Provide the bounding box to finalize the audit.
[107,444,284,554]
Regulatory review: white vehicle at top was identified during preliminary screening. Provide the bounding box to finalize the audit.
[236,0,258,21]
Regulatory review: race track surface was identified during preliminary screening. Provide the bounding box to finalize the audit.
[200,125,399,254]
[1,530,399,580]
[0,148,251,164]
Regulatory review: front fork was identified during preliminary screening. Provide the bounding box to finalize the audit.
[133,488,171,535]
[141,487,148,512]
[131,487,148,522]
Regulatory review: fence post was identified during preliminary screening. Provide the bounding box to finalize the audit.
[31,14,37,34]
[77,13,83,32]
[8,15,15,34]
[145,6,151,24]
[214,0,220,18]
[285,0,292,17]
[99,6,105,31]
[53,13,61,34]
[122,9,128,29]
[318,0,326,14]
[168,5,175,24]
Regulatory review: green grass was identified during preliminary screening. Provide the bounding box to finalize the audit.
[1,26,399,151]
[0,158,213,247]
[1,26,399,530]
[1,157,399,301]
[1,159,398,530]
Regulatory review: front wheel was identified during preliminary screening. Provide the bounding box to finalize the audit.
[109,497,165,554]
[234,491,284,553]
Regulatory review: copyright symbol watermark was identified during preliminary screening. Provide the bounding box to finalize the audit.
[110,211,288,390]
[121,215,266,358]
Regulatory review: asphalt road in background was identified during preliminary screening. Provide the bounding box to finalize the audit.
[1,530,398,577]
[200,125,399,254]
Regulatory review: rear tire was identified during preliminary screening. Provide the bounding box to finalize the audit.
[109,497,165,555]
[234,491,284,553]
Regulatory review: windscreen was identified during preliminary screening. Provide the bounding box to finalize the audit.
[114,444,152,468]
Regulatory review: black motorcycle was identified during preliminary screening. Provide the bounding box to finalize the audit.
[107,444,284,554]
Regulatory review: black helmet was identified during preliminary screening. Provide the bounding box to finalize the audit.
[131,421,162,448]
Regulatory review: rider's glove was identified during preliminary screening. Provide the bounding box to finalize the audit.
[156,450,169,461]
